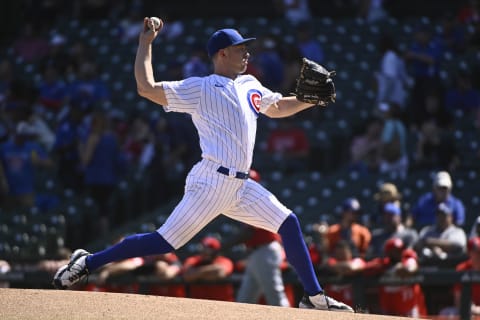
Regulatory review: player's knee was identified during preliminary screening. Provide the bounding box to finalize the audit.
[278,213,301,237]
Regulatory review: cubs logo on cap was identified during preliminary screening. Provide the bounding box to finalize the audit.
[247,89,262,115]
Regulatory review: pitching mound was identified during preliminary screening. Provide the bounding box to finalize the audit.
[0,288,408,320]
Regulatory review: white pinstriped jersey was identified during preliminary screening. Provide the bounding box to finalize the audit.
[162,74,274,172]
[157,73,291,249]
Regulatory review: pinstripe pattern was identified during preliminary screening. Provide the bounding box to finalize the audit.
[158,75,291,249]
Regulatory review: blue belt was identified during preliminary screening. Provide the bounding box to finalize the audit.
[217,166,249,180]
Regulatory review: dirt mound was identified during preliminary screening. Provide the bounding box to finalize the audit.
[0,288,407,320]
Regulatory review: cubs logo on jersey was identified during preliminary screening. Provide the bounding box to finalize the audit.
[247,89,262,116]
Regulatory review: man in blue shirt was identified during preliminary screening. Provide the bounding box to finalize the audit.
[0,122,52,209]
[411,171,465,230]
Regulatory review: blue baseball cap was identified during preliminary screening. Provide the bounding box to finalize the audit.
[383,202,401,216]
[342,198,361,212]
[207,29,256,57]
[437,202,453,215]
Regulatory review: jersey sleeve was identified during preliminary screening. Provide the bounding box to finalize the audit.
[243,74,282,113]
[259,91,282,113]
[162,77,203,114]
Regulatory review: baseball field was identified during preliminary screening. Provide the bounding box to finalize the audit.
[0,288,409,320]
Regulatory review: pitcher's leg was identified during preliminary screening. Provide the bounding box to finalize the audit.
[86,232,173,271]
[227,180,322,296]
[278,214,322,296]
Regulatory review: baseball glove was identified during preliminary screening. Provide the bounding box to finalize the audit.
[294,58,336,106]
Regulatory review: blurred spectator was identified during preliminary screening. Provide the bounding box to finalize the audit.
[457,0,480,24]
[12,23,50,63]
[470,216,480,239]
[141,113,199,208]
[409,85,453,131]
[323,240,366,308]
[265,118,310,174]
[79,110,127,236]
[405,25,443,121]
[374,183,402,206]
[436,13,467,54]
[52,99,90,192]
[3,79,56,152]
[67,61,110,106]
[405,25,443,80]
[468,20,480,50]
[363,238,427,317]
[65,41,94,80]
[123,112,151,166]
[451,237,480,316]
[119,6,144,44]
[98,253,179,295]
[158,14,184,41]
[253,35,285,92]
[35,247,71,275]
[375,33,411,110]
[445,71,480,114]
[4,80,38,126]
[273,0,312,24]
[39,33,70,79]
[308,219,329,268]
[320,198,371,258]
[85,256,145,293]
[280,46,303,95]
[377,102,409,179]
[37,63,68,113]
[349,117,382,175]
[358,0,388,23]
[295,22,324,64]
[372,182,402,227]
[410,171,466,228]
[227,225,291,307]
[367,202,419,259]
[21,111,55,154]
[182,43,210,78]
[145,253,182,282]
[412,120,459,172]
[414,202,467,265]
[145,253,185,298]
[0,121,53,209]
[0,59,13,104]
[182,236,235,301]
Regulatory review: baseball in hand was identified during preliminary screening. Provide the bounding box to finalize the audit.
[149,17,161,31]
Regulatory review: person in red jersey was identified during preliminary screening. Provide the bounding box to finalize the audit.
[452,237,480,316]
[145,253,185,298]
[324,240,366,308]
[182,236,235,301]
[363,238,427,317]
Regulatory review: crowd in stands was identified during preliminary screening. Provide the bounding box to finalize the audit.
[1,0,480,318]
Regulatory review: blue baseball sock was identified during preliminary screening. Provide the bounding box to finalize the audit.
[85,232,174,272]
[278,213,323,296]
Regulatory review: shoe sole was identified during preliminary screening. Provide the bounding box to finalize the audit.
[299,301,354,313]
[52,265,68,289]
